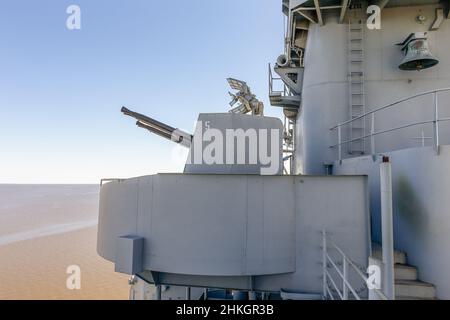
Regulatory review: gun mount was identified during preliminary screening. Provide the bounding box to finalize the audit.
[121,106,192,147]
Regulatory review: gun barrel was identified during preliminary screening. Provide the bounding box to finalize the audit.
[136,121,173,141]
[121,107,175,133]
[121,106,192,147]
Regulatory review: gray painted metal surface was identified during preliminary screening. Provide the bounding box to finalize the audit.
[100,0,450,299]
[97,174,370,293]
[295,4,450,174]
[334,145,450,299]
[184,113,283,175]
[115,235,144,275]
[277,1,450,299]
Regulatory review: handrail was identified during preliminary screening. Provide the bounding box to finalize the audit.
[326,269,344,299]
[268,63,293,97]
[326,253,360,299]
[330,119,450,148]
[330,87,450,130]
[329,88,450,161]
[322,230,388,300]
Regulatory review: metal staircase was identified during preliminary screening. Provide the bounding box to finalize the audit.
[348,19,366,154]
[371,244,437,299]
[322,232,437,300]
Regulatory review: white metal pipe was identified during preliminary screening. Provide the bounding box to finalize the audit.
[380,157,395,300]
[291,120,296,174]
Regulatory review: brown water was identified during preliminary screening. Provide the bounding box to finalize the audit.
[0,185,129,300]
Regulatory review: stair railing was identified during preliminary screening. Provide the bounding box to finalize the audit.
[322,230,388,300]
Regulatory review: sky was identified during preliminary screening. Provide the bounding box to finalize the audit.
[0,0,284,183]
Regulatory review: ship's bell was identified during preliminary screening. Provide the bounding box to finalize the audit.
[398,33,439,71]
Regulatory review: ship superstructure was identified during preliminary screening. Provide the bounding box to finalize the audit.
[273,0,450,299]
[97,0,450,300]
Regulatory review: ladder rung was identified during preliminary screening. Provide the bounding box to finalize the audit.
[349,23,365,134]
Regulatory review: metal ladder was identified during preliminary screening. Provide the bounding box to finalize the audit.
[348,20,366,154]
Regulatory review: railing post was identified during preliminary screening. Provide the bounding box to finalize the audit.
[371,113,375,155]
[433,92,440,155]
[322,230,327,299]
[343,256,349,300]
[338,126,342,162]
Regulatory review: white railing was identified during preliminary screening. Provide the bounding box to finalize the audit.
[330,88,450,162]
[268,63,293,98]
[322,230,388,300]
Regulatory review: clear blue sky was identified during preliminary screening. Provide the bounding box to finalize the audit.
[0,0,284,183]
